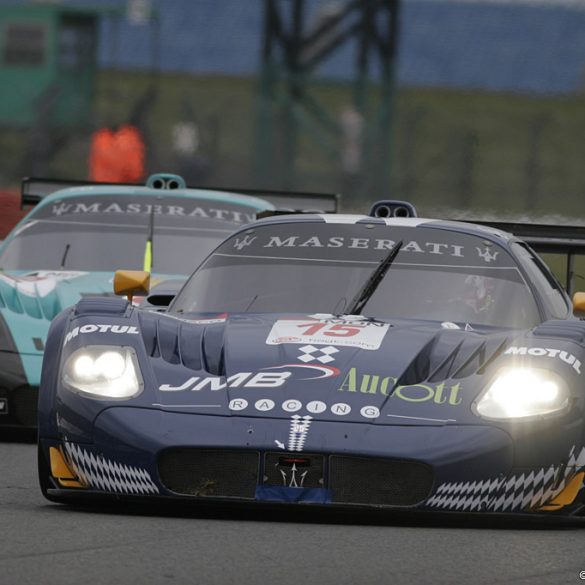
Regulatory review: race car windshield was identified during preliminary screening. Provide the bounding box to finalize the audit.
[0,194,260,275]
[172,222,542,328]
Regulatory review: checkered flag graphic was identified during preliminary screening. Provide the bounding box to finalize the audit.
[63,441,159,495]
[287,415,313,452]
[298,345,339,364]
[426,445,585,513]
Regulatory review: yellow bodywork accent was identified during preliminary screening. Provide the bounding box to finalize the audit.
[49,447,87,489]
[143,240,153,272]
[539,472,584,511]
[573,292,585,317]
[113,270,151,302]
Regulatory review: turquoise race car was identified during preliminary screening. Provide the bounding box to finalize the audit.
[0,173,338,428]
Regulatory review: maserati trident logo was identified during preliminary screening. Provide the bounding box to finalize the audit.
[233,234,256,250]
[476,246,499,263]
[280,463,308,488]
[52,202,70,217]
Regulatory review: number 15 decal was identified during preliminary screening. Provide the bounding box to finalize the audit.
[267,319,389,350]
[296,322,366,337]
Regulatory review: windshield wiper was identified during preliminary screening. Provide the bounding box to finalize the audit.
[60,243,71,270]
[346,240,403,315]
[244,294,259,312]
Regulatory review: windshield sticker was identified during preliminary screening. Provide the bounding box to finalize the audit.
[48,200,255,224]
[226,226,515,268]
[504,346,581,374]
[476,247,499,263]
[0,271,87,298]
[266,317,389,350]
[233,233,465,255]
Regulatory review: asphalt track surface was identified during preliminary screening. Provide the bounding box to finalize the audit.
[2,431,585,585]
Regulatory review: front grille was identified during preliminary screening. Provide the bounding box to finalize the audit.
[0,385,38,428]
[329,455,433,507]
[263,452,324,488]
[158,449,259,498]
[158,449,433,507]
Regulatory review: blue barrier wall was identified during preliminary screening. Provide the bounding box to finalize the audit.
[2,0,585,93]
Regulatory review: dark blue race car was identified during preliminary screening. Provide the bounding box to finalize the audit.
[38,201,585,516]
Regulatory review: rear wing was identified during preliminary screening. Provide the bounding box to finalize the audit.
[21,177,101,207]
[21,176,339,212]
[471,220,585,294]
[214,188,339,213]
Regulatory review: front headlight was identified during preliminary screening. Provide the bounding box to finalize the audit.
[62,346,143,399]
[474,367,569,420]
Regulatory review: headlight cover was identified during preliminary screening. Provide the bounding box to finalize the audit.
[474,367,569,420]
[62,346,143,400]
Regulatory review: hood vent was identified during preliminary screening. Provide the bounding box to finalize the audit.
[393,335,437,386]
[200,324,225,375]
[0,281,63,321]
[410,331,508,385]
[0,276,117,322]
[140,312,510,385]
[139,313,225,375]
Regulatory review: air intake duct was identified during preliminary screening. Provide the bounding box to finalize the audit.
[146,173,186,190]
[368,200,417,218]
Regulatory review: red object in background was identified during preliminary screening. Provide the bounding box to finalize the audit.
[0,190,26,239]
[88,125,146,183]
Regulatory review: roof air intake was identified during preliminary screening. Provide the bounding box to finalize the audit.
[368,200,417,218]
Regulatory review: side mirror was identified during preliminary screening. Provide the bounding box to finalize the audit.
[114,270,150,303]
[572,292,585,318]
